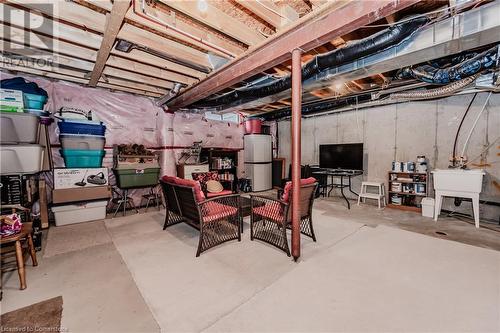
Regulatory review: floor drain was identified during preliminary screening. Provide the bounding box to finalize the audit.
[435,231,447,236]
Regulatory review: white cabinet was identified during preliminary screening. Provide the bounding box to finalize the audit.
[176,164,209,180]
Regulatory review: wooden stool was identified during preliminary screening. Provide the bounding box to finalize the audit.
[1,222,38,290]
[357,181,386,209]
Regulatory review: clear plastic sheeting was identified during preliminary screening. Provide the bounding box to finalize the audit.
[1,72,244,205]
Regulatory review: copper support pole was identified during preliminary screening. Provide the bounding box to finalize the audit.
[291,48,302,261]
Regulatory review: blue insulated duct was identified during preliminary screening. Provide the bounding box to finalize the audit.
[397,45,498,84]
[192,17,429,109]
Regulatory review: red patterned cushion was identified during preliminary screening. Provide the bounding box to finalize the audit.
[192,172,219,184]
[282,177,316,202]
[253,204,284,222]
[202,202,238,223]
[206,189,233,198]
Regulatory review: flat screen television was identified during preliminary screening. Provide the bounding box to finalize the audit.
[319,143,363,170]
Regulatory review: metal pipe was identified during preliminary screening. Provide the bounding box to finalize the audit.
[291,48,302,261]
[134,0,237,59]
[156,82,183,106]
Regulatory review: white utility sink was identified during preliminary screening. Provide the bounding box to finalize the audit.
[431,169,485,228]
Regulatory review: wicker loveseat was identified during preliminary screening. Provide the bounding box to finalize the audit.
[250,177,318,257]
[160,176,241,256]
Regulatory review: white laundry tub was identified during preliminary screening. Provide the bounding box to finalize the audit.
[431,169,485,228]
[432,169,485,193]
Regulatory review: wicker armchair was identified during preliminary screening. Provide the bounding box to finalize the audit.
[250,180,317,257]
[160,177,241,257]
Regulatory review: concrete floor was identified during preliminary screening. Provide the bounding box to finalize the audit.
[2,197,499,332]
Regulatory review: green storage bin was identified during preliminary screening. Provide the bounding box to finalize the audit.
[113,167,160,189]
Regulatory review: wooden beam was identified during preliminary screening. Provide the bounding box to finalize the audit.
[1,64,163,97]
[5,1,212,75]
[2,24,199,85]
[85,0,245,58]
[89,0,130,86]
[0,41,176,90]
[167,0,421,110]
[0,54,169,95]
[159,0,265,46]
[235,0,298,28]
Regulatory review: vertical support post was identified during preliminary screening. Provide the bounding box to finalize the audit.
[291,48,302,261]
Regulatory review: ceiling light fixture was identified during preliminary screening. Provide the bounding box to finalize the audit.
[197,0,208,12]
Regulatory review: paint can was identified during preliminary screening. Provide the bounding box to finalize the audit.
[405,162,415,173]
[391,195,402,205]
[392,161,403,172]
[391,182,402,192]
[244,119,262,134]
[416,156,428,173]
[416,183,426,194]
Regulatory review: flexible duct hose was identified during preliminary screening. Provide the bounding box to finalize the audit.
[192,17,429,109]
[389,73,480,100]
[398,46,498,84]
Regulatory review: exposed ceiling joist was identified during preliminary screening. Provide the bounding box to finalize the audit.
[5,1,213,72]
[1,62,163,97]
[84,0,246,58]
[89,0,131,86]
[1,23,200,85]
[0,40,176,90]
[234,0,298,28]
[0,3,102,47]
[167,0,421,110]
[158,0,266,46]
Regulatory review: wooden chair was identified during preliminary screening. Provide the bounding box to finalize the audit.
[1,205,38,291]
[250,180,318,257]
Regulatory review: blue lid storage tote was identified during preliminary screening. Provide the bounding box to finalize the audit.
[60,149,105,168]
[58,120,106,136]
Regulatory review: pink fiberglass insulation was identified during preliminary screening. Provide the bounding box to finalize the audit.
[1,72,244,205]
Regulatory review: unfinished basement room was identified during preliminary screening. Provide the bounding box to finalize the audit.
[0,0,499,332]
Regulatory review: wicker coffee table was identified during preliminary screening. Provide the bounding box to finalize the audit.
[239,196,266,233]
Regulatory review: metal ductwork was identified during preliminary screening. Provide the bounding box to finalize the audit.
[191,17,429,109]
[219,1,500,114]
[156,82,183,106]
[114,39,212,74]
[397,46,498,84]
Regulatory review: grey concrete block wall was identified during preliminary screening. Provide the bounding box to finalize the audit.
[277,92,500,222]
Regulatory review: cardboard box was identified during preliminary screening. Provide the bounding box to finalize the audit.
[53,168,108,189]
[1,89,23,102]
[52,186,111,204]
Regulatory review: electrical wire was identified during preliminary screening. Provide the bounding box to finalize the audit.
[460,92,492,158]
[452,92,478,167]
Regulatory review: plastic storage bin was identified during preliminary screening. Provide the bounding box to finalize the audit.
[113,167,160,189]
[421,197,435,218]
[58,121,106,136]
[60,149,105,168]
[52,200,107,226]
[59,134,105,150]
[0,145,44,174]
[23,93,47,110]
[0,111,39,144]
